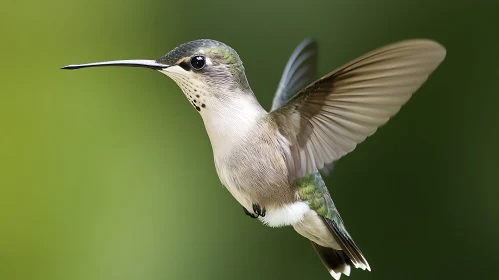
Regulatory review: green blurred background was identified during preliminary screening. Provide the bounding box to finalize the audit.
[1,0,498,279]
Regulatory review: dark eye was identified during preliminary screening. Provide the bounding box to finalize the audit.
[190,55,206,70]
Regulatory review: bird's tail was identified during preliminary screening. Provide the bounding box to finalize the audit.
[310,241,352,280]
[294,171,370,278]
[293,210,370,279]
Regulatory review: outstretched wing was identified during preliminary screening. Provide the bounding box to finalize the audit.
[271,38,318,111]
[270,39,446,179]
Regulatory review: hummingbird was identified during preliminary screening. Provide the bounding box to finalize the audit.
[62,38,446,279]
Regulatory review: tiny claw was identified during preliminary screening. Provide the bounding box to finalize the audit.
[253,204,261,216]
[252,203,266,217]
[243,207,258,219]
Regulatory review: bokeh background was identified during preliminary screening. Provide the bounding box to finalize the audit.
[1,0,498,279]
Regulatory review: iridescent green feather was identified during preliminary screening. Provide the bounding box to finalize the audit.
[157,39,241,66]
[296,171,369,269]
[296,171,353,240]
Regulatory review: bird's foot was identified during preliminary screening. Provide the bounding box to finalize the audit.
[253,203,266,217]
[243,207,258,218]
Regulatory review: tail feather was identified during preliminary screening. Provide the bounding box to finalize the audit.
[295,171,370,278]
[321,216,371,271]
[294,209,370,278]
[311,242,352,280]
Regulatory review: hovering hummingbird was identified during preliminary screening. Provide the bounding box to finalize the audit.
[62,38,446,279]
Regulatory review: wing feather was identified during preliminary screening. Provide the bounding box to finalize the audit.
[271,39,318,111]
[270,39,446,179]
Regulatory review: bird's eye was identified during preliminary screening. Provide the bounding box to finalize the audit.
[190,55,206,70]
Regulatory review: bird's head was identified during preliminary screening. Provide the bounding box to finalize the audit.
[62,39,252,113]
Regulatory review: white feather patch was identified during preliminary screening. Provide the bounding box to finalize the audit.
[259,201,310,227]
[343,265,351,276]
[330,269,341,280]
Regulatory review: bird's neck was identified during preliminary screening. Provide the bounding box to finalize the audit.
[200,93,267,157]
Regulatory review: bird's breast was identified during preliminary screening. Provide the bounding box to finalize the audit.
[213,123,301,224]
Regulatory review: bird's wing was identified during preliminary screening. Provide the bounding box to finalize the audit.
[297,171,370,271]
[269,39,446,179]
[271,38,318,111]
[273,39,336,176]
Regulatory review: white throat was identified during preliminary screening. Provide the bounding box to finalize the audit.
[161,65,267,157]
[200,94,266,157]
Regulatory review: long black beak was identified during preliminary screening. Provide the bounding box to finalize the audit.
[61,59,169,70]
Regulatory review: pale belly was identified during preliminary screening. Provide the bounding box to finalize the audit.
[214,140,310,228]
[218,170,311,228]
